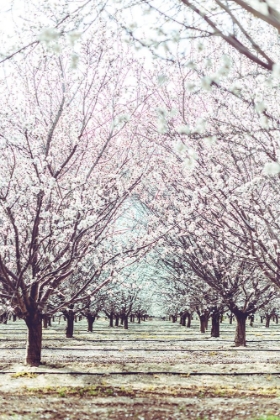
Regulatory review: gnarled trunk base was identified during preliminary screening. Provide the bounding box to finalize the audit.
[234,312,247,347]
[199,315,207,333]
[123,316,128,329]
[211,311,220,338]
[25,313,42,367]
[87,315,95,332]
[66,313,74,338]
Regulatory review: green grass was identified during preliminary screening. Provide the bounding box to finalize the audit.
[11,372,37,379]
[254,416,280,420]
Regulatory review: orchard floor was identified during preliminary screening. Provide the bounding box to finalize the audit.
[0,319,280,419]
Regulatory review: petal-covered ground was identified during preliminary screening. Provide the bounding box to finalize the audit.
[0,318,280,419]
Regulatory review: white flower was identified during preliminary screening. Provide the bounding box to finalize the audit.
[68,32,81,46]
[157,74,168,85]
[204,136,217,147]
[255,101,266,113]
[260,115,269,129]
[272,63,280,79]
[202,76,213,91]
[39,28,59,44]
[177,125,190,135]
[263,161,280,176]
[174,140,187,154]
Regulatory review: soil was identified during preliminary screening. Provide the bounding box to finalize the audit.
[0,318,280,419]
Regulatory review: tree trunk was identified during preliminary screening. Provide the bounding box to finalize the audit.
[181,314,186,326]
[115,316,119,327]
[186,314,191,328]
[234,312,247,347]
[25,313,42,367]
[199,315,207,333]
[65,311,74,338]
[276,315,279,324]
[123,316,128,329]
[205,315,209,330]
[249,315,254,327]
[87,315,95,332]
[265,315,271,328]
[1,313,8,324]
[109,314,114,327]
[137,316,141,324]
[43,316,48,329]
[211,311,220,337]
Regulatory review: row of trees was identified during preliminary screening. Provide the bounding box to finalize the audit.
[138,41,280,346]
[1,0,280,365]
[0,26,159,365]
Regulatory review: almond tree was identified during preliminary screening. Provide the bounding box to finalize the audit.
[0,29,154,366]
[117,0,280,73]
[4,1,280,75]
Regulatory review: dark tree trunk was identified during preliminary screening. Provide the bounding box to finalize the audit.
[205,316,209,330]
[123,316,128,329]
[276,315,279,324]
[0,313,8,324]
[87,315,95,332]
[43,316,48,329]
[265,315,271,328]
[121,316,124,325]
[137,316,141,324]
[115,316,119,327]
[48,317,52,327]
[65,310,74,338]
[109,314,114,327]
[25,313,42,366]
[249,315,254,327]
[229,313,234,324]
[186,314,191,328]
[181,315,186,326]
[13,315,17,322]
[234,312,247,347]
[211,311,220,338]
[199,315,207,333]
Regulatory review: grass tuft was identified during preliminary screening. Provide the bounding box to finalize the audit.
[11,372,38,379]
